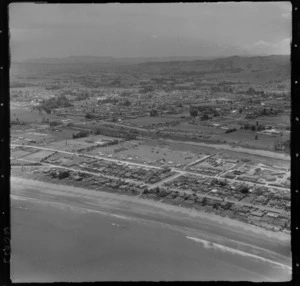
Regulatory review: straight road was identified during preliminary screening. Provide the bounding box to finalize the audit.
[11,143,288,192]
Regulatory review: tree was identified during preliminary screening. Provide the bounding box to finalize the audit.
[247,87,255,94]
[58,170,70,179]
[41,107,51,114]
[225,128,237,134]
[239,186,249,194]
[85,113,95,119]
[189,109,198,117]
[283,139,290,151]
[73,130,89,139]
[243,124,250,130]
[256,124,264,131]
[201,114,209,121]
[150,109,158,117]
[121,99,131,106]
[223,202,232,210]
[213,202,220,209]
[49,120,61,127]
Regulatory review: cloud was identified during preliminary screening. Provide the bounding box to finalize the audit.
[271,2,291,13]
[10,28,53,42]
[242,38,291,55]
[9,3,292,60]
[281,12,291,19]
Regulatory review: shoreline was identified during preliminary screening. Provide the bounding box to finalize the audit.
[12,194,292,273]
[11,176,291,267]
[10,175,290,240]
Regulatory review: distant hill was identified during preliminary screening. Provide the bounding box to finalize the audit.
[135,55,290,73]
[21,55,220,65]
[21,55,289,71]
[16,55,290,83]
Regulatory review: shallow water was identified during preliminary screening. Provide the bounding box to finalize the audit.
[11,198,291,282]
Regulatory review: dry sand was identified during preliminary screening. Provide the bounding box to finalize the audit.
[11,176,290,246]
[10,176,291,281]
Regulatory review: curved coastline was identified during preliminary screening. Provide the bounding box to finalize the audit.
[11,176,291,269]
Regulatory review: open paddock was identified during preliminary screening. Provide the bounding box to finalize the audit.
[124,116,180,127]
[46,138,99,152]
[87,139,201,167]
[171,122,225,134]
[11,149,34,159]
[21,150,55,162]
[158,139,290,169]
[46,127,119,142]
[238,114,290,128]
[47,127,81,141]
[10,105,60,123]
[211,129,288,151]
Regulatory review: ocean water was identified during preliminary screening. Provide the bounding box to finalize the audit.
[11,198,291,282]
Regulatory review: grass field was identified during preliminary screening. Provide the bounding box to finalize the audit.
[159,140,290,169]
[171,122,225,134]
[10,106,58,123]
[125,116,180,127]
[47,128,77,141]
[11,150,33,159]
[212,129,289,151]
[87,139,200,167]
[238,115,290,127]
[21,150,55,162]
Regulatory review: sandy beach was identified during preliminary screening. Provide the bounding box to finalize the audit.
[11,176,291,281]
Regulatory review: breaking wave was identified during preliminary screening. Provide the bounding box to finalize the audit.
[185,236,291,271]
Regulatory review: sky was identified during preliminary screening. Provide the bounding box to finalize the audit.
[9,2,292,61]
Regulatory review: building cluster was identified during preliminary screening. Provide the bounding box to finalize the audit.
[187,156,237,176]
[44,153,176,185]
[163,175,290,232]
[222,164,290,188]
[10,59,291,235]
[42,168,147,196]
[11,141,290,234]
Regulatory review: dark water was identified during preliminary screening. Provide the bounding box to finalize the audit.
[11,198,291,282]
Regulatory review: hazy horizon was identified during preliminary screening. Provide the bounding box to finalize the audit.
[9,2,291,62]
[12,53,290,64]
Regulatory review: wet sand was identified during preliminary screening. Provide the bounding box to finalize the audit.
[11,177,291,282]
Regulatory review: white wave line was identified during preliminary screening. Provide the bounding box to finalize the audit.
[11,194,132,221]
[186,236,291,271]
[10,194,291,272]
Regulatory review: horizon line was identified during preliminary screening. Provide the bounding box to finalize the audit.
[12,53,290,64]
